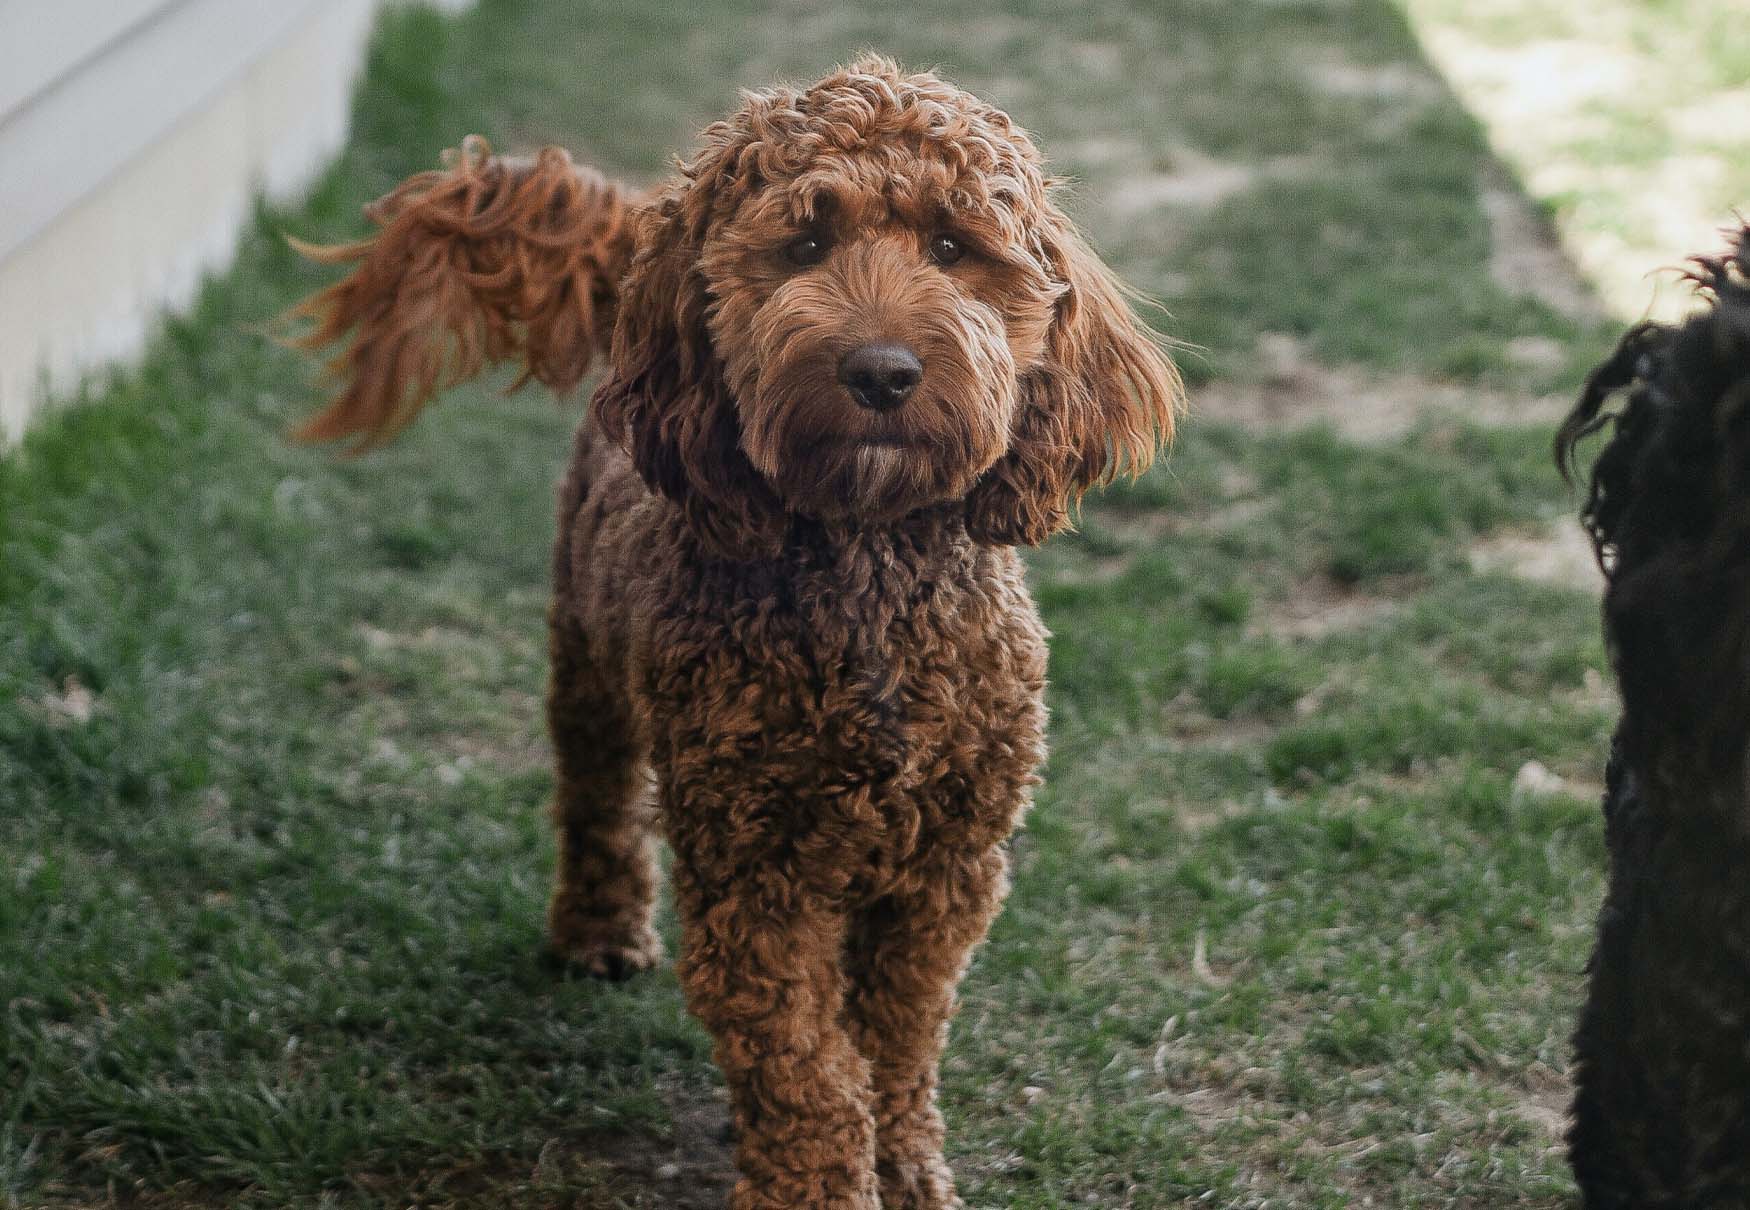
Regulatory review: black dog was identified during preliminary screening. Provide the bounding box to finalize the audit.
[1556,224,1750,1209]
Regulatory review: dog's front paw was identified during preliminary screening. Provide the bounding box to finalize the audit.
[877,1155,959,1210]
[545,905,664,979]
[557,936,664,979]
[728,1177,880,1210]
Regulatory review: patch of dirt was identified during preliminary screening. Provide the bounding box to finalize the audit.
[1298,48,1446,105]
[1559,666,1617,716]
[1505,1060,1574,1147]
[1512,759,1604,805]
[1068,39,1125,80]
[1504,334,1570,375]
[345,1086,736,1210]
[1468,525,1603,592]
[1253,574,1408,640]
[1192,333,1572,441]
[435,688,550,772]
[1175,715,1281,755]
[588,1089,737,1209]
[1100,465,1269,539]
[1481,169,1601,321]
[19,674,99,727]
[1057,133,1143,170]
[1173,798,1260,834]
[1195,495,1273,534]
[1097,506,1180,546]
[1105,148,1319,219]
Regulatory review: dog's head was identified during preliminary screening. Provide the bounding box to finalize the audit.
[593,56,1183,556]
[1556,225,1750,781]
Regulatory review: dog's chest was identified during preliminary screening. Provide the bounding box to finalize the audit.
[646,532,1048,871]
[769,543,1039,778]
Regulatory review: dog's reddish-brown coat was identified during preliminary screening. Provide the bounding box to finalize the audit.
[554,439,1046,1204]
[293,57,1181,1209]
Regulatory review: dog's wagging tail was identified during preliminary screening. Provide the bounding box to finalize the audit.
[288,135,642,450]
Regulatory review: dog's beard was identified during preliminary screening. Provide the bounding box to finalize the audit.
[779,421,973,521]
[734,304,1017,523]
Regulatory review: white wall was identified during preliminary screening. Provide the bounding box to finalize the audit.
[0,0,473,444]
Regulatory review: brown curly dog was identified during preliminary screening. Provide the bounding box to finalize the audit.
[292,56,1182,1210]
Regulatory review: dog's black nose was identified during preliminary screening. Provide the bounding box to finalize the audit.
[838,343,922,411]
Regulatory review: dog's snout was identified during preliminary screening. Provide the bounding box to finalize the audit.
[838,343,922,412]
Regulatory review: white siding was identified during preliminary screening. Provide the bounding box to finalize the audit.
[0,0,475,443]
[0,0,172,118]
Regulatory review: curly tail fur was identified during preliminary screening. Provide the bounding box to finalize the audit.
[288,137,642,449]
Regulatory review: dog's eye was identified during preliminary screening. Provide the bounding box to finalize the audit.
[784,234,828,267]
[929,234,964,266]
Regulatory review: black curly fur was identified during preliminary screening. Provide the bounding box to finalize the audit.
[1556,224,1750,1209]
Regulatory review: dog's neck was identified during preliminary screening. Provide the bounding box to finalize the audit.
[789,504,971,562]
[782,507,991,687]
[692,504,991,641]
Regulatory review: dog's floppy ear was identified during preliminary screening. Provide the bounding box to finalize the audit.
[591,145,784,560]
[965,220,1184,546]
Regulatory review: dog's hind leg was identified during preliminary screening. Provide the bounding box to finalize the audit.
[543,615,663,978]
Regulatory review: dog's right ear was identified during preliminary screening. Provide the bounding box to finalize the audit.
[591,146,785,560]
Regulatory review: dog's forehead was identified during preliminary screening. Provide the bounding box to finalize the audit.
[793,68,1038,161]
[738,69,1042,173]
[705,67,1053,239]
[789,149,1041,230]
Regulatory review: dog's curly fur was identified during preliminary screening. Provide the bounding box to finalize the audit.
[292,57,1182,1209]
[1555,224,1750,1209]
[289,136,639,448]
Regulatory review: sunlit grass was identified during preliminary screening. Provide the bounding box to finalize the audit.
[1399,0,1750,320]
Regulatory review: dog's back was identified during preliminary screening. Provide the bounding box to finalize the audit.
[1560,227,1750,1208]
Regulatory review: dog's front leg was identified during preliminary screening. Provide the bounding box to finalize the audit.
[671,861,880,1210]
[844,846,1007,1210]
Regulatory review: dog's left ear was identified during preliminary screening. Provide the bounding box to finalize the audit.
[965,221,1184,546]
[592,142,786,560]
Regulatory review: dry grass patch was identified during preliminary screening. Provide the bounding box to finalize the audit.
[1468,526,1601,593]
[1192,334,1571,441]
[1252,574,1409,641]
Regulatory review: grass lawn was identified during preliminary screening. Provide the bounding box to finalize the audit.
[4,0,1728,1205]
[1400,0,1750,322]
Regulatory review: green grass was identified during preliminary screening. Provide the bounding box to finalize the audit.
[1397,0,1750,320]
[0,0,1648,1205]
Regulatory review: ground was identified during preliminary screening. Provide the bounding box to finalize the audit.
[1401,0,1750,322]
[1,0,1740,1206]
